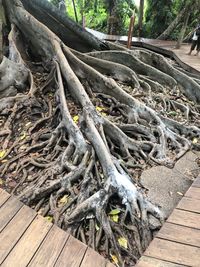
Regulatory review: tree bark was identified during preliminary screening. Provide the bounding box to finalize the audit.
[138,0,144,37]
[176,12,190,49]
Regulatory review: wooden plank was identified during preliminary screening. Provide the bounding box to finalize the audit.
[144,238,200,266]
[157,222,200,247]
[136,256,185,267]
[185,187,200,200]
[55,235,87,267]
[0,205,36,264]
[177,197,200,213]
[1,216,52,267]
[28,225,69,267]
[167,209,200,229]
[0,190,10,208]
[106,262,115,267]
[192,176,200,188]
[80,247,106,267]
[0,196,23,232]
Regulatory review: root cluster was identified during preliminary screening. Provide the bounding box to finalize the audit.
[1,0,200,266]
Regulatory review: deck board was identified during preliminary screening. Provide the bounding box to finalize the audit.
[0,196,23,232]
[144,238,200,266]
[0,190,10,207]
[0,188,114,267]
[185,186,200,199]
[157,222,200,247]
[0,205,36,264]
[136,175,200,267]
[176,197,200,213]
[28,225,69,267]
[135,256,185,267]
[167,209,200,229]
[54,235,87,267]
[1,216,52,267]
[80,247,106,267]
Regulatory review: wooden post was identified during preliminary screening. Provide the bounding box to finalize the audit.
[127,10,135,49]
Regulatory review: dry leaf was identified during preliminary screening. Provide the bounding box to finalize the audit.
[0,179,4,185]
[110,254,119,265]
[192,138,198,144]
[0,150,6,159]
[59,195,68,205]
[177,191,183,196]
[1,159,8,163]
[73,115,79,124]
[25,122,32,126]
[20,132,27,140]
[45,216,53,223]
[118,237,128,249]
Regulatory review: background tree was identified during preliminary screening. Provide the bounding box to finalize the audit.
[145,0,174,38]
[138,0,144,37]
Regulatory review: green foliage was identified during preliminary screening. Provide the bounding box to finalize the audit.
[49,0,200,39]
[145,0,174,38]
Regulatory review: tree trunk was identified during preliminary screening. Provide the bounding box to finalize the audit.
[58,0,66,13]
[138,0,144,37]
[176,12,190,49]
[1,0,200,266]
[107,0,120,35]
[157,7,186,40]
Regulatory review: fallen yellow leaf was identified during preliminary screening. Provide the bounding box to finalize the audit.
[96,106,103,112]
[45,216,53,223]
[109,209,121,215]
[0,179,4,185]
[110,214,119,223]
[0,150,6,159]
[73,115,79,124]
[118,237,128,249]
[110,254,119,265]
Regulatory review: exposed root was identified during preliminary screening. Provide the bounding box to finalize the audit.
[1,0,200,266]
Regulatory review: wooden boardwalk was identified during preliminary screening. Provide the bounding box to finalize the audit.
[86,28,200,75]
[135,175,200,267]
[0,180,199,267]
[0,188,114,267]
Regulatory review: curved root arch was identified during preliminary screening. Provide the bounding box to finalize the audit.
[1,0,200,266]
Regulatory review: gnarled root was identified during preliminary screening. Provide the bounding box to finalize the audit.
[1,1,200,266]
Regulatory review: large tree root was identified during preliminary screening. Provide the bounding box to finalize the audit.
[1,1,200,266]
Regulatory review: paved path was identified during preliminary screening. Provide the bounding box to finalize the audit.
[0,188,114,267]
[135,175,200,267]
[86,28,200,74]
